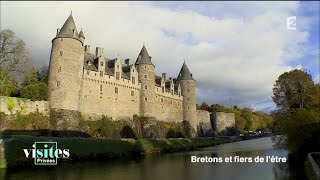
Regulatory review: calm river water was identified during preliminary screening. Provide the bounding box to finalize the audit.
[3,137,291,180]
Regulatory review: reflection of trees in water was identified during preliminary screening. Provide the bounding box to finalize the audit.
[271,135,286,149]
[273,162,290,180]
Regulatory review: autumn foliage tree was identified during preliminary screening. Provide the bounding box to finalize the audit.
[272,69,317,114]
[272,69,320,153]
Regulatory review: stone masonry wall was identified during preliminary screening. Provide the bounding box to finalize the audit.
[211,112,235,134]
[196,110,211,136]
[0,97,49,116]
[80,69,140,120]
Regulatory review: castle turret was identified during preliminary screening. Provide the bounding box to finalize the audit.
[177,62,197,134]
[48,13,84,130]
[79,29,85,45]
[135,45,156,117]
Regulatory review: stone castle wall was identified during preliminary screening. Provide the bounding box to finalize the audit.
[0,97,49,116]
[196,110,210,123]
[154,93,183,122]
[211,112,235,134]
[196,110,211,136]
[80,67,141,120]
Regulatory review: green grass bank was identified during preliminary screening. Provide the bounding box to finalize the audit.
[0,135,240,168]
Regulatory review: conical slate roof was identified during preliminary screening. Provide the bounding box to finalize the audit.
[177,62,194,80]
[79,29,85,38]
[135,45,153,66]
[57,13,79,39]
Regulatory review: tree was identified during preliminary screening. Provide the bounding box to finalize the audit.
[272,69,316,114]
[241,108,253,131]
[20,82,48,101]
[272,70,320,154]
[0,29,31,73]
[24,67,39,86]
[20,67,48,100]
[0,69,17,96]
[198,102,210,111]
[39,65,49,84]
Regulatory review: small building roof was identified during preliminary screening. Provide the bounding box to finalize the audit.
[177,62,194,80]
[135,45,154,66]
[57,13,79,39]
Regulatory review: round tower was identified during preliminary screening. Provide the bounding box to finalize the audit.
[47,13,84,130]
[135,45,156,117]
[177,62,197,134]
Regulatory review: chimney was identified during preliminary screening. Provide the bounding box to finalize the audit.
[162,73,166,80]
[85,45,90,53]
[96,47,104,57]
[125,59,131,65]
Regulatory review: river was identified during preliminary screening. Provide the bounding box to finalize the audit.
[3,137,292,180]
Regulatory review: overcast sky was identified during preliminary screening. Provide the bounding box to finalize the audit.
[1,1,319,112]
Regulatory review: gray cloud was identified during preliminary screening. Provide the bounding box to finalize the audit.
[1,1,316,112]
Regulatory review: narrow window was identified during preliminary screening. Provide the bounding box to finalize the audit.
[100,85,103,91]
[187,89,190,93]
[161,98,163,103]
[116,72,120,80]
[100,62,104,66]
[87,70,90,75]
[131,91,134,96]
[60,51,63,56]
[162,87,164,93]
[100,71,103,77]
[57,81,60,87]
[144,74,147,78]
[132,77,135,84]
[117,65,119,69]
[58,67,61,72]
[115,87,118,94]
[145,97,148,101]
[145,85,148,90]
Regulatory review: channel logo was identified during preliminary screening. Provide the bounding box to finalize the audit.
[23,142,70,165]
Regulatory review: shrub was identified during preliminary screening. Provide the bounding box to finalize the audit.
[6,97,15,112]
[20,82,48,101]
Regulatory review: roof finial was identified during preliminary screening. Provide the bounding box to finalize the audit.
[70,10,72,16]
[184,59,185,63]
[143,41,145,46]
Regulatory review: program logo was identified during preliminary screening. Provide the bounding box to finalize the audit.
[23,142,70,165]
[287,16,296,30]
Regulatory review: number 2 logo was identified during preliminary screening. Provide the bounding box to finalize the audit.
[287,16,296,30]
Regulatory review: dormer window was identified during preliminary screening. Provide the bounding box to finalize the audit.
[116,72,120,80]
[132,77,135,84]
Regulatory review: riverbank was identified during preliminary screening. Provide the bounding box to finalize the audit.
[0,135,241,168]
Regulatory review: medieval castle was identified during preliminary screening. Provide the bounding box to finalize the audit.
[44,13,234,135]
